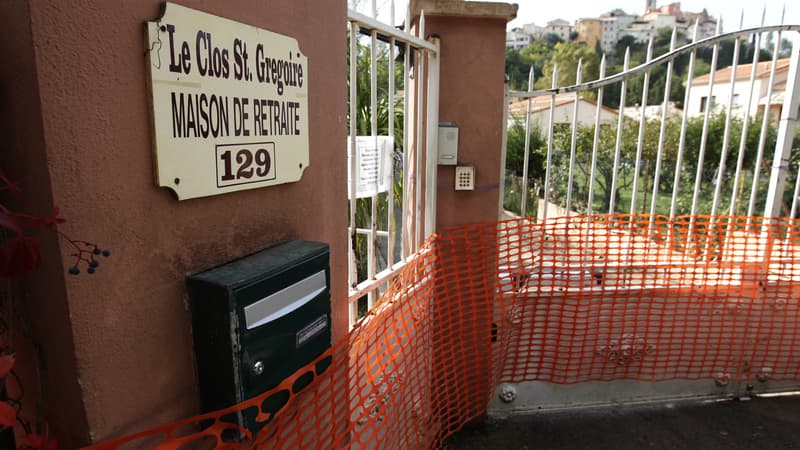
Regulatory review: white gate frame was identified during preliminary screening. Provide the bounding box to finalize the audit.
[506,23,800,225]
[347,3,439,327]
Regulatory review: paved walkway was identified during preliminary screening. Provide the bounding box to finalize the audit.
[445,395,800,449]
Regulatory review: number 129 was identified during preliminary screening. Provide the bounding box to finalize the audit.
[216,143,276,187]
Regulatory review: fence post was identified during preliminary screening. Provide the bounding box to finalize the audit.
[764,46,800,218]
[499,82,510,218]
[425,37,441,238]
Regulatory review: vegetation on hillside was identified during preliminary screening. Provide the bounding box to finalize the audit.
[506,28,791,109]
[504,28,798,219]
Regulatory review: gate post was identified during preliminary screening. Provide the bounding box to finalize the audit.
[410,0,517,438]
[411,0,517,230]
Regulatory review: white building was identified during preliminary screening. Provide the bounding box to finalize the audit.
[686,58,791,120]
[620,20,659,43]
[544,19,573,41]
[682,9,717,40]
[521,22,546,37]
[614,4,717,47]
[623,102,681,120]
[508,94,619,133]
[506,28,534,50]
[641,11,678,30]
[600,9,636,52]
[506,23,547,50]
[508,3,718,53]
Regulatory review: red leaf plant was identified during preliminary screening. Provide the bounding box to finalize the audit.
[21,424,59,450]
[1,168,110,448]
[0,400,15,428]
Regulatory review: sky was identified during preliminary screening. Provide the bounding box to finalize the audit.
[504,1,796,32]
[373,1,798,35]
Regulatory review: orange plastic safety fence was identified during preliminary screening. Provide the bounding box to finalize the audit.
[86,215,800,449]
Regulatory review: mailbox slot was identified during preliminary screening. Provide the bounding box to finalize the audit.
[187,240,331,433]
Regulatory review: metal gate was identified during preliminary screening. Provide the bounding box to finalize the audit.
[497,9,800,412]
[347,1,440,327]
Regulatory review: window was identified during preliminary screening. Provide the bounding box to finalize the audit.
[700,96,716,113]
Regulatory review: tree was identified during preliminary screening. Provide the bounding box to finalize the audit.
[548,119,652,213]
[542,32,564,46]
[505,118,547,180]
[534,42,600,91]
[511,112,790,217]
[779,38,794,59]
[519,40,558,82]
[503,118,548,215]
[505,48,529,91]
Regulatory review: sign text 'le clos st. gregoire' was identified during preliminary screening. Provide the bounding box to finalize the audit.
[146,3,308,200]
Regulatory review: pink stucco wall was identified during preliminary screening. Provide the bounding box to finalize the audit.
[0,0,514,445]
[422,13,512,230]
[2,1,346,444]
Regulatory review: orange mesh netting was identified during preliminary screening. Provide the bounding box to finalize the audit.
[87,214,800,449]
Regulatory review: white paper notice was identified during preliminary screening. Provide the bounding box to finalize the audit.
[348,136,394,198]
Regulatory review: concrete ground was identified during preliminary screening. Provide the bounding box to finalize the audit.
[444,395,800,449]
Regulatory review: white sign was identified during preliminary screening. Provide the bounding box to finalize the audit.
[348,136,394,198]
[145,3,309,200]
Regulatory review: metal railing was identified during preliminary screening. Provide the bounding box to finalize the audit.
[347,0,439,327]
[507,10,800,238]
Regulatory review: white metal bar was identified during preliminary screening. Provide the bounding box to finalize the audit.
[542,65,558,220]
[688,18,722,233]
[630,39,653,216]
[587,55,606,215]
[649,28,677,229]
[387,1,396,266]
[520,67,534,216]
[354,228,391,237]
[348,20,359,326]
[347,10,438,52]
[710,16,743,219]
[424,37,440,238]
[347,258,411,304]
[401,15,411,259]
[347,247,433,306]
[722,14,767,261]
[729,12,765,217]
[708,14,747,261]
[789,162,800,221]
[367,27,379,310]
[763,32,800,218]
[499,82,510,219]
[609,48,630,215]
[669,22,700,219]
[388,35,396,269]
[349,21,359,285]
[414,12,426,251]
[747,23,784,222]
[565,59,583,216]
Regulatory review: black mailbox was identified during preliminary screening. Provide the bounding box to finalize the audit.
[187,240,331,433]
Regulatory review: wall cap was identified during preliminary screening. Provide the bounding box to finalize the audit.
[410,0,518,22]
